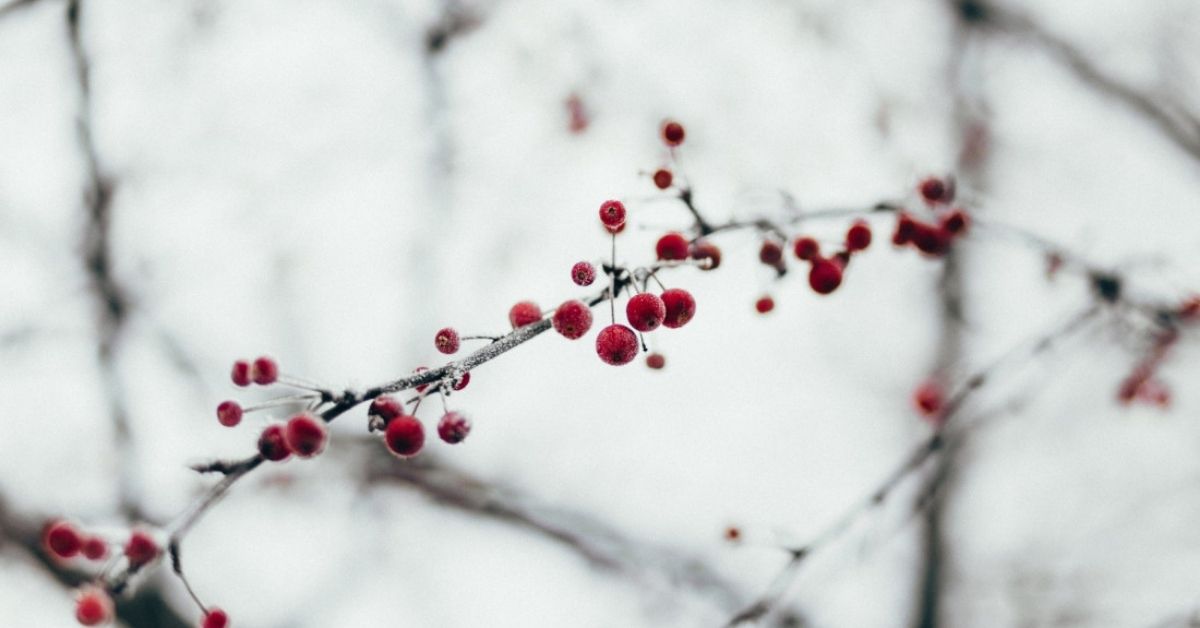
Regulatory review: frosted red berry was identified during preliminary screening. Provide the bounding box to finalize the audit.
[216,401,243,428]
[595,324,639,365]
[230,360,251,387]
[845,220,872,251]
[384,415,425,458]
[690,240,721,270]
[81,536,108,561]
[258,424,292,462]
[919,177,951,204]
[793,236,819,261]
[509,301,542,328]
[45,520,82,559]
[124,530,159,568]
[552,299,593,340]
[452,371,471,391]
[913,380,944,419]
[626,293,667,332]
[662,120,685,146]
[251,356,278,385]
[759,240,784,266]
[755,296,775,314]
[656,232,690,261]
[284,413,327,458]
[652,168,673,189]
[437,411,472,444]
[369,395,405,421]
[661,288,696,328]
[645,352,665,369]
[940,209,969,234]
[808,259,843,295]
[202,608,230,628]
[434,327,460,354]
[74,587,113,626]
[598,199,626,229]
[571,261,596,286]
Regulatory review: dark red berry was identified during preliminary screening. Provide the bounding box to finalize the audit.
[202,608,230,628]
[656,232,690,261]
[384,415,425,458]
[808,259,843,295]
[662,120,685,146]
[911,223,953,256]
[434,327,460,354]
[793,236,819,261]
[724,526,742,542]
[216,401,243,428]
[369,395,405,420]
[661,288,696,328]
[919,177,951,204]
[251,356,278,385]
[845,220,872,251]
[914,380,944,420]
[552,299,593,339]
[452,371,471,391]
[124,530,159,568]
[509,301,542,328]
[652,168,673,189]
[755,296,775,314]
[284,413,327,458]
[45,520,82,559]
[595,324,639,365]
[689,240,721,270]
[759,240,784,266]
[75,587,113,626]
[893,212,917,245]
[940,209,969,234]
[230,360,251,387]
[258,424,292,462]
[571,261,597,286]
[598,199,626,229]
[645,353,665,369]
[626,293,666,332]
[437,411,472,444]
[81,537,108,561]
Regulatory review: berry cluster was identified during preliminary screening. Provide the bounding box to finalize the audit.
[369,394,472,458]
[891,177,970,256]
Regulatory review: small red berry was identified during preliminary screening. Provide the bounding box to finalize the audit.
[437,411,472,444]
[755,296,775,314]
[645,352,665,369]
[940,209,969,234]
[284,413,328,458]
[911,223,953,256]
[230,360,251,387]
[689,240,721,270]
[845,220,872,251]
[413,366,431,393]
[919,177,952,204]
[626,293,667,332]
[369,395,405,421]
[661,288,697,329]
[124,529,159,568]
[759,240,784,266]
[595,324,639,365]
[45,520,82,559]
[893,212,917,245]
[434,327,460,354]
[258,424,292,462]
[652,168,673,190]
[216,401,243,428]
[509,301,542,328]
[724,526,742,542]
[202,608,230,628]
[661,120,685,146]
[914,380,945,420]
[552,299,593,340]
[251,356,278,385]
[81,536,108,561]
[571,261,597,287]
[74,587,113,626]
[452,371,471,391]
[792,236,819,261]
[808,259,843,295]
[655,232,690,261]
[598,199,626,229]
[384,415,425,458]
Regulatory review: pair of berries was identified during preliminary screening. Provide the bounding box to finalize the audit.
[653,232,721,271]
[230,356,278,387]
[892,210,968,256]
[258,413,327,461]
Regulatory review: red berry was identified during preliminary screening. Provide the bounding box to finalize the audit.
[284,412,328,458]
[81,536,108,561]
[893,212,917,245]
[124,530,159,568]
[595,324,639,365]
[230,360,251,387]
[661,120,685,146]
[689,240,721,270]
[384,415,425,458]
[919,177,952,204]
[598,199,626,229]
[202,608,230,628]
[661,288,696,328]
[655,232,690,261]
[258,424,292,462]
[913,381,945,425]
[413,366,431,393]
[216,401,243,427]
[626,293,667,332]
[552,299,593,339]
[251,356,278,385]
[74,587,113,626]
[911,223,953,256]
[724,526,742,542]
[808,259,843,295]
[571,261,596,287]
[645,353,665,369]
[792,236,819,261]
[452,371,471,391]
[437,411,472,444]
[755,296,775,314]
[369,395,405,420]
[434,327,460,354]
[45,520,82,559]
[759,240,784,266]
[652,168,673,189]
[845,220,872,251]
[940,209,969,234]
[509,301,542,328]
